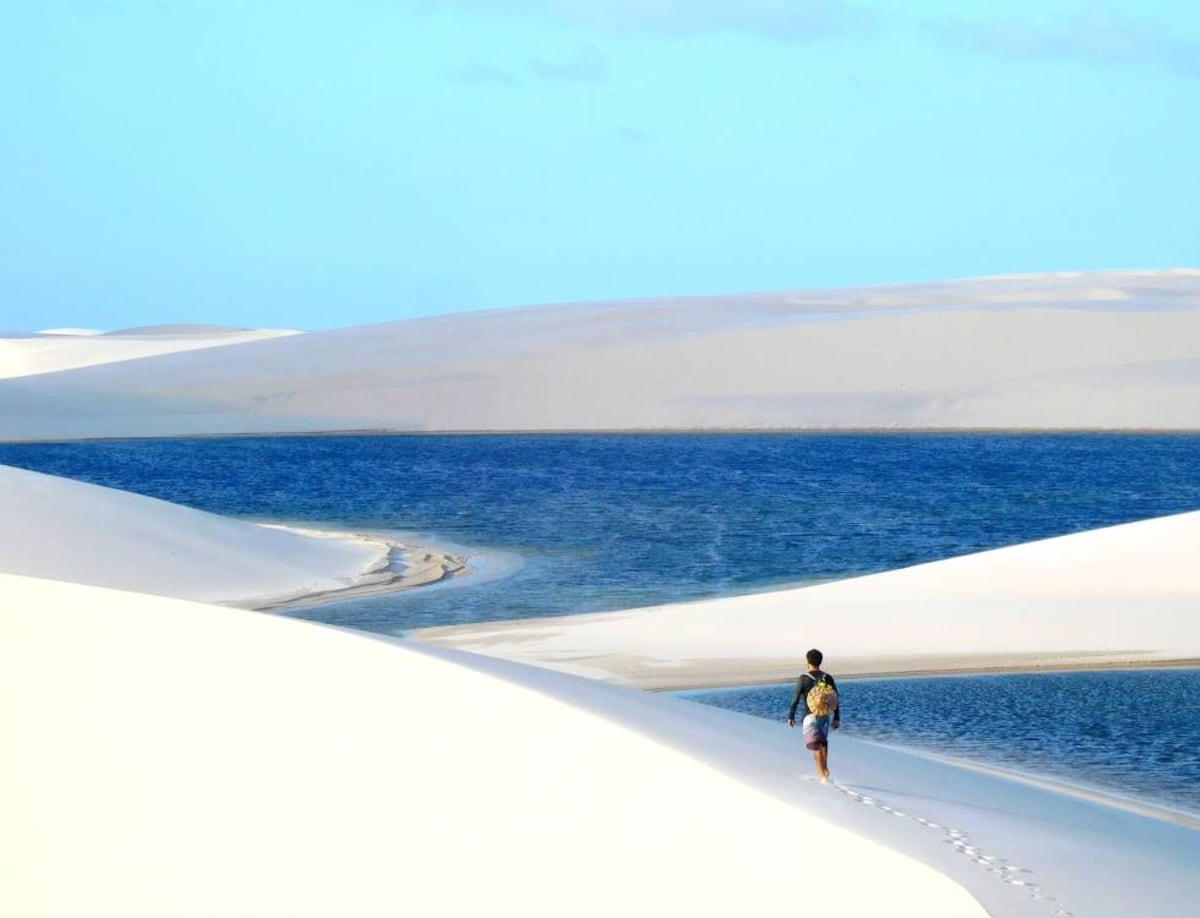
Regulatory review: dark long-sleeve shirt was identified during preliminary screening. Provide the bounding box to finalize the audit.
[787,670,841,723]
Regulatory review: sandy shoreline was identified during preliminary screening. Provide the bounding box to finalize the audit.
[245,526,469,612]
[9,426,1200,445]
[473,651,1200,693]
[403,628,1200,686]
[409,631,1200,692]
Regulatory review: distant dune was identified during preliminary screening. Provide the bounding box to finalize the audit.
[0,325,301,381]
[34,328,103,337]
[100,324,297,337]
[2,269,1198,440]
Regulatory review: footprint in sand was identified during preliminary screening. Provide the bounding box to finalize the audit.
[822,780,1074,918]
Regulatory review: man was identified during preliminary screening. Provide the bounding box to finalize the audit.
[786,648,841,782]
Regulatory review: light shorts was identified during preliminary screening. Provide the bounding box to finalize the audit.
[802,713,831,750]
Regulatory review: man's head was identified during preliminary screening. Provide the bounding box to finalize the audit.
[806,648,823,669]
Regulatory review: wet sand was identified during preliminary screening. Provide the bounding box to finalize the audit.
[406,636,1200,691]
[246,528,469,612]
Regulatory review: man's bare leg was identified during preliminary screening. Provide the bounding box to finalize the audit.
[812,747,830,782]
[816,746,830,782]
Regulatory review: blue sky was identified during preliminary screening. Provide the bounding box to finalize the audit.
[2,1,1198,330]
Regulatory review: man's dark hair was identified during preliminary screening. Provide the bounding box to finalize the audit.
[806,648,823,667]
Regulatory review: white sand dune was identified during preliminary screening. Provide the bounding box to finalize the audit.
[1,574,990,918]
[1,269,1199,440]
[4,575,1196,917]
[0,464,395,607]
[416,509,1200,689]
[0,325,300,380]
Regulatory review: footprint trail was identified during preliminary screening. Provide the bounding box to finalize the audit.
[825,778,1074,918]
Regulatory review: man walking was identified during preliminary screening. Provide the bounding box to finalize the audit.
[787,648,841,782]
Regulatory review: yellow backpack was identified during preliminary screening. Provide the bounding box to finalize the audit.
[806,673,838,717]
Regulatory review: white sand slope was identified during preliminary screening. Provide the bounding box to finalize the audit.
[0,325,300,380]
[0,574,991,918]
[2,269,1199,440]
[416,509,1200,689]
[0,464,392,607]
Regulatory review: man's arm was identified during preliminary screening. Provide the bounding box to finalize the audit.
[830,674,842,728]
[786,675,809,726]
